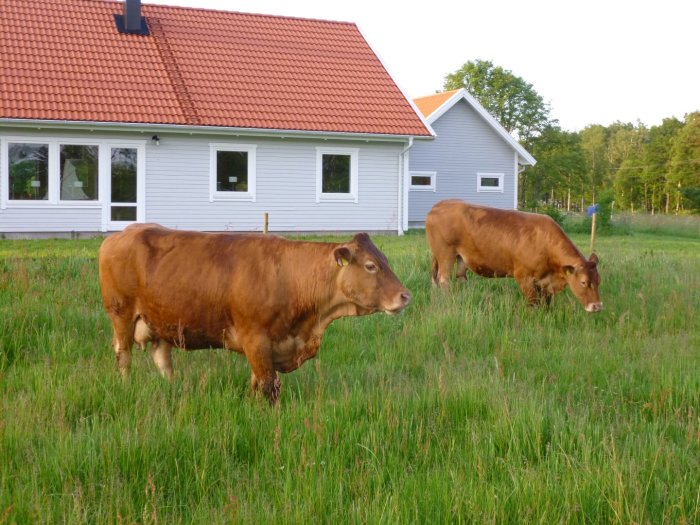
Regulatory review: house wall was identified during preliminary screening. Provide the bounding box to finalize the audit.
[0,127,404,234]
[408,100,517,226]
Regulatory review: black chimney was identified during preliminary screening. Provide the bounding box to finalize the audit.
[124,0,142,32]
[115,0,149,35]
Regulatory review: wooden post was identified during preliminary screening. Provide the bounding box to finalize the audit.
[589,212,597,254]
[263,212,269,234]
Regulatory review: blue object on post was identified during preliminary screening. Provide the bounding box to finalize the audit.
[587,204,599,217]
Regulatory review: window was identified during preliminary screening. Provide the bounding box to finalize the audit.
[316,147,359,203]
[60,144,98,201]
[409,171,436,191]
[477,173,504,192]
[209,144,257,202]
[8,142,49,201]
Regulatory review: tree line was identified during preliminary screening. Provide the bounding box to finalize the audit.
[444,60,700,213]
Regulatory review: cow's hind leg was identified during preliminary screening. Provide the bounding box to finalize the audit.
[150,340,174,380]
[433,246,457,288]
[455,255,468,281]
[110,315,135,378]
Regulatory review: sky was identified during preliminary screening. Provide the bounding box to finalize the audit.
[146,0,699,132]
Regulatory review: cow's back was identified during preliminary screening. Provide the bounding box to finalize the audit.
[426,200,569,277]
[99,224,284,348]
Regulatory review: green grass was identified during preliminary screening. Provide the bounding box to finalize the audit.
[1,226,699,523]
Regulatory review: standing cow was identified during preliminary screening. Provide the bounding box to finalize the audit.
[426,200,602,312]
[98,224,411,403]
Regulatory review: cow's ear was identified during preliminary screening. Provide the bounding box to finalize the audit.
[564,265,575,276]
[334,246,353,267]
[589,253,599,266]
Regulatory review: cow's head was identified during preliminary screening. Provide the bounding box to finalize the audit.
[333,233,411,315]
[564,253,603,313]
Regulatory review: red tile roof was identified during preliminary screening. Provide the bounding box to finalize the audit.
[413,90,461,118]
[0,0,431,136]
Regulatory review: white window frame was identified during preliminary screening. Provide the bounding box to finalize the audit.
[1,136,145,211]
[409,171,436,191]
[209,143,257,202]
[316,147,359,203]
[477,172,504,193]
[57,141,102,205]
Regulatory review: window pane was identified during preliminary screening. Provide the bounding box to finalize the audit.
[322,154,350,193]
[411,175,432,186]
[8,143,49,200]
[111,206,137,221]
[60,145,98,200]
[111,148,137,203]
[217,151,248,192]
[480,177,500,187]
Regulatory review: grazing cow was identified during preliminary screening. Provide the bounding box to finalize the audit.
[426,200,602,312]
[98,224,411,403]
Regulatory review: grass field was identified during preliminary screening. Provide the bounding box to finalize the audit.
[1,223,699,523]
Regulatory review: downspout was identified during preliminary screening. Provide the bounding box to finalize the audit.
[398,137,414,235]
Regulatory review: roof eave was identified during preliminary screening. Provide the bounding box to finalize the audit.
[0,118,433,142]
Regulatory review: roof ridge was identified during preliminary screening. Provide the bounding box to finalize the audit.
[148,15,201,126]
[116,0,359,27]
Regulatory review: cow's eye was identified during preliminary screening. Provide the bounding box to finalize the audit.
[365,262,378,273]
[580,281,587,288]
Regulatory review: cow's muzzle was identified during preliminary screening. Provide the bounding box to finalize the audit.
[585,302,603,313]
[385,290,412,315]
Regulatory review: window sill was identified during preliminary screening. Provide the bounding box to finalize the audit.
[2,202,102,209]
[210,193,256,203]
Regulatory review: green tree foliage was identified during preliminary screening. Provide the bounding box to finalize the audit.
[670,112,700,212]
[523,126,586,209]
[641,118,683,213]
[443,59,554,145]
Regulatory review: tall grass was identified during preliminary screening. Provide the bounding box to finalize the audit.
[1,226,699,523]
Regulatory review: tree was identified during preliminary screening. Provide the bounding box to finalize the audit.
[443,59,554,145]
[579,125,610,204]
[524,126,586,210]
[669,112,700,212]
[641,118,683,213]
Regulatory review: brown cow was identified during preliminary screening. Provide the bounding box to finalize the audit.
[426,200,602,312]
[98,224,411,403]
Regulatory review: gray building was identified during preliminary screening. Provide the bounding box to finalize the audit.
[407,89,536,228]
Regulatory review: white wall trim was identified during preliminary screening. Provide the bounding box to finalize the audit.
[315,147,359,203]
[409,170,437,191]
[208,143,257,203]
[477,172,504,193]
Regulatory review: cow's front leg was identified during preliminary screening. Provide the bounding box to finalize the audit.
[514,272,538,306]
[243,335,281,405]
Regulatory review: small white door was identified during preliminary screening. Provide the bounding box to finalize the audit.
[104,144,145,231]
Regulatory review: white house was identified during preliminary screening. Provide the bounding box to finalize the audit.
[0,0,434,236]
[407,89,536,228]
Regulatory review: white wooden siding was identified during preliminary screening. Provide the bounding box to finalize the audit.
[408,100,517,224]
[0,127,403,233]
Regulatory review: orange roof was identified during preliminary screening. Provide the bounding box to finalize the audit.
[0,0,431,136]
[413,90,461,118]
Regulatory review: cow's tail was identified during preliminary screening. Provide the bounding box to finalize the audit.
[431,256,439,285]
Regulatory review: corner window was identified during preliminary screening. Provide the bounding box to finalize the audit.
[8,142,49,201]
[60,144,99,201]
[209,144,257,202]
[409,171,436,191]
[477,173,504,193]
[316,147,358,203]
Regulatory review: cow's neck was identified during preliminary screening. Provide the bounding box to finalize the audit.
[550,234,586,269]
